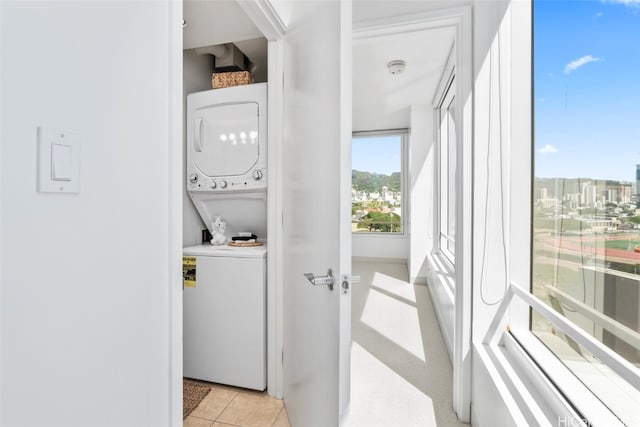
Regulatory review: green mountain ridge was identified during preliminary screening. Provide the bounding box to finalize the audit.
[352,170,401,193]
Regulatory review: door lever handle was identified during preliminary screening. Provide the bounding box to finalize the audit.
[304,269,334,291]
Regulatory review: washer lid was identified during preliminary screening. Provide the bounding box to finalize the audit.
[183,243,267,258]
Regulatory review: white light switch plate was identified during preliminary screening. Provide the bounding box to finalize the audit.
[37,127,80,193]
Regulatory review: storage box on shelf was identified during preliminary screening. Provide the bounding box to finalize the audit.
[212,71,253,89]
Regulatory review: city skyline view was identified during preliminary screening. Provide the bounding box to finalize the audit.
[531,4,640,422]
[352,133,404,233]
[535,0,640,183]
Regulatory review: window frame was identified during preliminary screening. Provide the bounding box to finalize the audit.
[434,62,457,267]
[438,79,457,264]
[351,129,408,236]
[488,2,640,426]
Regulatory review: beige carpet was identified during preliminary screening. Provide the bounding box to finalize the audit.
[183,379,211,419]
[343,260,469,427]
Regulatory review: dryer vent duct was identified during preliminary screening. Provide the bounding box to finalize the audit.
[195,43,253,73]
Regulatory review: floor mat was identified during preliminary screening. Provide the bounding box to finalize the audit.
[183,379,211,419]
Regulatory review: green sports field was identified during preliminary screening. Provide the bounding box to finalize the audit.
[602,239,640,250]
[576,238,640,251]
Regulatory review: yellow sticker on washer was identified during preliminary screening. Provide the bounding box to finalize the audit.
[183,256,197,288]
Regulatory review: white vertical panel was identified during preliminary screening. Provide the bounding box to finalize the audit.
[507,0,532,331]
[169,1,184,425]
[452,6,474,422]
[339,0,353,416]
[281,0,351,426]
[266,38,285,399]
[471,0,533,425]
[1,2,174,425]
[409,104,435,283]
[0,1,4,422]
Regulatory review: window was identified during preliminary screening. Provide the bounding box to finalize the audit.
[437,77,456,262]
[351,131,406,234]
[532,1,640,424]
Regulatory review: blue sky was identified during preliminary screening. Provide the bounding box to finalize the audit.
[352,134,401,175]
[535,0,640,182]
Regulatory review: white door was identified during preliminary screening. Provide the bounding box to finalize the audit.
[282,1,352,426]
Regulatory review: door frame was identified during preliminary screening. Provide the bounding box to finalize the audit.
[236,0,287,401]
[169,1,184,425]
[168,1,288,424]
[353,6,473,422]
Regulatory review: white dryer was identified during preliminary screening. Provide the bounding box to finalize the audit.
[186,83,267,238]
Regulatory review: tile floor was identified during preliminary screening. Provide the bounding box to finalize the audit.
[184,381,290,427]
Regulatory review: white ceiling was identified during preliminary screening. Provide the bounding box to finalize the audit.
[353,27,455,132]
[353,0,471,25]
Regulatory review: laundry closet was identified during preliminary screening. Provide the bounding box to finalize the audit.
[181,0,270,391]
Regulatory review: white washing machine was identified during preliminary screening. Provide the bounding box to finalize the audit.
[183,244,266,390]
[184,83,268,390]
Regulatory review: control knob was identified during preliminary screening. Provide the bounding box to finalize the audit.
[220,180,228,189]
[252,170,263,181]
[189,173,198,184]
[209,181,217,189]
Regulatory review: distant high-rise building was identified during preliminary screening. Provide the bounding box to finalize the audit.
[604,189,617,204]
[536,187,548,200]
[581,181,596,206]
[619,183,632,203]
[636,164,640,196]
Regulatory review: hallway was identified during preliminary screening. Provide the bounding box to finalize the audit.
[343,260,468,427]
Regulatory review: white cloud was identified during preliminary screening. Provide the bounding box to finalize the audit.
[564,55,602,74]
[538,144,558,155]
[602,0,640,6]
[595,11,604,17]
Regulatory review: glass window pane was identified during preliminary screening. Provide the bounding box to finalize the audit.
[447,97,456,255]
[352,134,403,234]
[439,82,456,261]
[440,107,449,246]
[532,1,640,423]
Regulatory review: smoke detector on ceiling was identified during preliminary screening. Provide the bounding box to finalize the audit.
[387,60,406,75]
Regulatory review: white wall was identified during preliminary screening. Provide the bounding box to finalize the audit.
[408,104,435,284]
[471,0,512,340]
[183,51,211,247]
[1,2,176,426]
[471,0,533,425]
[352,234,408,260]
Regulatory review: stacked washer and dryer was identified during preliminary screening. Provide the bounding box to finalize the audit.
[183,83,268,391]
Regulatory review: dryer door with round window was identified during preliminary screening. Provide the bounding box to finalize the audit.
[192,101,259,177]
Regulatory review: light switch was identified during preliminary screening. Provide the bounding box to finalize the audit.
[37,127,80,193]
[51,143,72,181]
